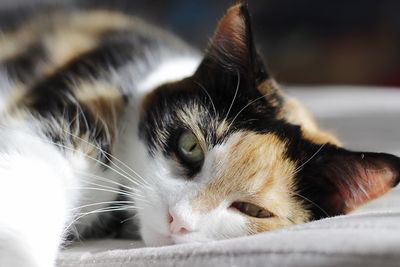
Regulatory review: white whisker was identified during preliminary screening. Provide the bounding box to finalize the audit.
[65,205,140,233]
[43,139,145,188]
[76,170,134,191]
[291,192,329,217]
[224,70,240,124]
[62,129,151,187]
[120,214,139,224]
[68,186,138,198]
[78,180,138,197]
[294,144,326,175]
[195,81,217,117]
[71,200,136,211]
[227,92,269,132]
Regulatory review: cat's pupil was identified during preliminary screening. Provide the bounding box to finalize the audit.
[189,143,197,152]
[176,131,204,167]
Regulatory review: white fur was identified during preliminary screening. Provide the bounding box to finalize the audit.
[0,118,75,267]
[0,54,204,265]
[129,144,249,246]
[136,57,201,96]
[0,115,130,266]
[112,55,252,246]
[0,52,250,266]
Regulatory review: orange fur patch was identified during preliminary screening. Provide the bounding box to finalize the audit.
[0,10,135,86]
[257,79,283,109]
[256,79,340,146]
[193,131,310,233]
[281,92,340,146]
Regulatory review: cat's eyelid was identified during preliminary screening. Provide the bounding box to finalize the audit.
[230,201,275,219]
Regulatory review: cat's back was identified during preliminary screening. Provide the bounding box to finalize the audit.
[0,7,194,85]
[0,6,200,122]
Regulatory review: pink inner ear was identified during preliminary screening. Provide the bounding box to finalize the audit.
[338,159,398,213]
[302,150,400,218]
[214,6,246,47]
[211,4,249,64]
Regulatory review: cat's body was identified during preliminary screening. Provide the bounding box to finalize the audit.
[0,3,399,267]
[0,8,199,266]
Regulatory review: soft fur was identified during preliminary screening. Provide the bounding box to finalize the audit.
[0,3,399,267]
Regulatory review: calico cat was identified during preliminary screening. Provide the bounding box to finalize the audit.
[0,2,399,266]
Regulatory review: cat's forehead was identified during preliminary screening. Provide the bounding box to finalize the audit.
[139,76,291,154]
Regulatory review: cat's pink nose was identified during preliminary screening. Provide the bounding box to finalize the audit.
[168,210,191,235]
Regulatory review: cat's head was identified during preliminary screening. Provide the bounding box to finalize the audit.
[136,2,400,246]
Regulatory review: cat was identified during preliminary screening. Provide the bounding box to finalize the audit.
[0,2,399,267]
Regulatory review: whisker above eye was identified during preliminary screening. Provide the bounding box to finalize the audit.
[227,92,271,132]
[194,81,217,117]
[223,70,240,124]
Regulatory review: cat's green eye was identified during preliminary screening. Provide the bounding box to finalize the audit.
[177,131,204,166]
[231,202,274,219]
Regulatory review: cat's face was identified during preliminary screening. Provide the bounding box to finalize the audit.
[136,3,400,246]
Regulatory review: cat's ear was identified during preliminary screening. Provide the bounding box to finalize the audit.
[299,147,400,219]
[199,2,269,81]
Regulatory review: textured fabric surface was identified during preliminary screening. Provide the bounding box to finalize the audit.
[58,212,400,267]
[57,86,400,267]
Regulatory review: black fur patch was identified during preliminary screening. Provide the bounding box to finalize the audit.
[139,2,285,178]
[138,2,400,220]
[295,145,400,219]
[18,41,136,164]
[23,40,134,113]
[1,42,47,83]
[139,69,285,177]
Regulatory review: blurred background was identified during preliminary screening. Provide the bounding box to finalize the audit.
[2,0,400,87]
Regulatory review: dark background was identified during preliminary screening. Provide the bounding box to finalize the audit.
[2,0,400,86]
